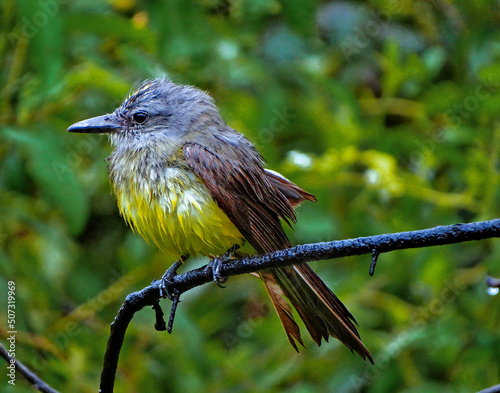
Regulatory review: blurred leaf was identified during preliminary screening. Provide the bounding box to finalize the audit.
[2,127,89,235]
[16,0,64,90]
[63,13,157,52]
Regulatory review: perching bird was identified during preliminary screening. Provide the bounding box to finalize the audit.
[67,77,372,361]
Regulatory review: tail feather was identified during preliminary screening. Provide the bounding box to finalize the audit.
[259,271,304,351]
[261,264,373,363]
[247,169,371,360]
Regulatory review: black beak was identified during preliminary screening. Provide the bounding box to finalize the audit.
[67,114,121,134]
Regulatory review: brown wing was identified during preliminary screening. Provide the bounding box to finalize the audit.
[183,142,296,254]
[183,141,372,361]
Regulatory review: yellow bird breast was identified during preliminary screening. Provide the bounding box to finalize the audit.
[112,166,245,258]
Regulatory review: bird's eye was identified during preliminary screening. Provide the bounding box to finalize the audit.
[133,111,148,124]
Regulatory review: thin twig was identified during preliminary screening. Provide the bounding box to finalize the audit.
[152,300,166,331]
[167,289,181,334]
[99,219,500,393]
[0,342,59,393]
[369,249,379,276]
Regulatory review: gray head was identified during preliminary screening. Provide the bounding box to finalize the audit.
[67,77,225,149]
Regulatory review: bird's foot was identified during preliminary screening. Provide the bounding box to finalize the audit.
[160,258,184,300]
[205,245,240,287]
[158,256,188,334]
[206,257,228,287]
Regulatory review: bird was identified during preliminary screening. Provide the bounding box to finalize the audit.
[67,77,372,361]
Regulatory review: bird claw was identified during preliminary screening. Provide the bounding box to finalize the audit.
[206,257,229,286]
[160,259,183,300]
[205,245,240,286]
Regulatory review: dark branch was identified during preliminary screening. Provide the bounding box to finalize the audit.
[100,284,161,392]
[152,300,167,331]
[369,249,379,276]
[100,219,500,393]
[0,343,59,393]
[167,289,181,334]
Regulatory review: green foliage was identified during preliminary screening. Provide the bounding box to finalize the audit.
[0,0,499,392]
[2,127,89,235]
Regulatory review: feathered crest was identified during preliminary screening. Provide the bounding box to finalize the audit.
[122,77,170,108]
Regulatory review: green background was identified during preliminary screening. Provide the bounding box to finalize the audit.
[1,0,499,392]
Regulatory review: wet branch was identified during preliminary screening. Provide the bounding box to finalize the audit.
[99,219,499,392]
